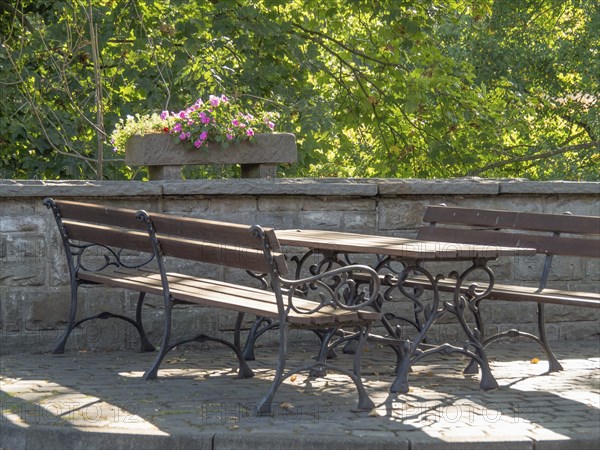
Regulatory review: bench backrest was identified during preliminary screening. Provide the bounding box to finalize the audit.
[417,205,600,258]
[45,198,287,276]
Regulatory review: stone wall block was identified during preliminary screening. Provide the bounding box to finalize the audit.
[1,257,46,287]
[480,301,536,326]
[341,211,377,232]
[558,320,600,340]
[162,198,211,215]
[1,289,26,332]
[302,198,374,212]
[258,197,304,212]
[378,199,429,230]
[24,288,72,330]
[584,259,600,282]
[298,211,343,230]
[543,304,600,322]
[545,196,600,215]
[209,197,258,214]
[1,216,46,233]
[514,257,545,282]
[254,211,299,230]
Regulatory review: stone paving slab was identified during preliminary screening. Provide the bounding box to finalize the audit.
[1,339,599,450]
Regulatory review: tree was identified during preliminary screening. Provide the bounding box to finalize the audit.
[1,0,598,180]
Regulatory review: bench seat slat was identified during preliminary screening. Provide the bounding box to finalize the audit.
[400,277,600,308]
[78,269,381,325]
[129,270,381,320]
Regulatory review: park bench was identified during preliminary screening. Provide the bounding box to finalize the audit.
[43,198,382,414]
[400,205,600,372]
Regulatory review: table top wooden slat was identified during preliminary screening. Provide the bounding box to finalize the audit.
[275,229,536,260]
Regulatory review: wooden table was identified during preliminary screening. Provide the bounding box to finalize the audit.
[275,229,536,393]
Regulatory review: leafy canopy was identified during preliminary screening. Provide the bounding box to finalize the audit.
[1,0,598,180]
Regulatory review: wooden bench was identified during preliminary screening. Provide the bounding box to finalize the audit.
[43,198,382,414]
[404,205,600,372]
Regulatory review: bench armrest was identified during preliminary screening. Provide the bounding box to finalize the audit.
[279,265,381,315]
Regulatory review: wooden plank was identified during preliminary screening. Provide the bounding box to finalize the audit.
[487,289,600,308]
[146,212,278,250]
[397,276,599,308]
[63,221,288,275]
[78,269,368,325]
[82,268,376,322]
[78,270,285,320]
[423,206,520,229]
[63,221,153,253]
[55,200,285,269]
[277,229,532,259]
[158,237,287,274]
[417,226,600,258]
[423,205,600,235]
[55,200,145,230]
[126,270,371,323]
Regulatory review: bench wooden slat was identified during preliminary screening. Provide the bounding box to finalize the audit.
[129,270,381,321]
[54,199,281,256]
[62,221,287,274]
[416,226,600,258]
[147,212,281,251]
[400,276,599,308]
[423,206,600,235]
[55,200,146,230]
[63,220,153,252]
[158,237,282,274]
[78,269,377,325]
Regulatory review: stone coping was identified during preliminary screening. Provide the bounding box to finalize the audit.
[1,178,599,198]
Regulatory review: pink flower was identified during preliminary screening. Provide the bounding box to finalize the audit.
[193,139,203,148]
[200,112,211,124]
[160,111,169,120]
[199,131,208,140]
[226,133,233,140]
[179,131,190,140]
[246,128,254,137]
[209,95,220,107]
[231,119,240,127]
[173,123,182,132]
[267,121,275,130]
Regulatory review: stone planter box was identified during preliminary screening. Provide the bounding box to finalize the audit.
[125,132,297,180]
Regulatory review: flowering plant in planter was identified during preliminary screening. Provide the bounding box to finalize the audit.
[110,94,279,153]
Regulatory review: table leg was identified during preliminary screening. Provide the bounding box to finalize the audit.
[391,261,499,393]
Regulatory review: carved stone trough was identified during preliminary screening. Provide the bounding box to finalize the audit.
[125,132,297,180]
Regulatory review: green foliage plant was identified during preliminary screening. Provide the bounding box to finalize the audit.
[1,1,598,181]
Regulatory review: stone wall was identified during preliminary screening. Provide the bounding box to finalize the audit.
[1,178,598,355]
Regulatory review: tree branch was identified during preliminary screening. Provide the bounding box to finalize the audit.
[465,141,600,177]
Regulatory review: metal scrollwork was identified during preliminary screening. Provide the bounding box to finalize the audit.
[70,242,155,273]
[281,265,380,315]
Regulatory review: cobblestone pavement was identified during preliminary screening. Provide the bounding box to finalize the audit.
[1,338,599,450]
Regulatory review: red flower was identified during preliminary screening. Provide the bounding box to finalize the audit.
[163,127,170,133]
